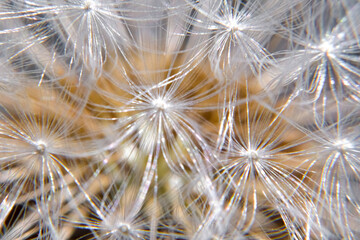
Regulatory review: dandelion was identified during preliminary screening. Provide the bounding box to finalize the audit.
[75,180,152,240]
[271,0,360,117]
[0,0,359,239]
[213,96,320,239]
[0,0,141,78]
[180,0,303,80]
[302,109,360,239]
[0,86,103,238]
[84,49,224,208]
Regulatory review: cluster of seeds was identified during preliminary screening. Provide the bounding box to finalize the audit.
[0,0,359,239]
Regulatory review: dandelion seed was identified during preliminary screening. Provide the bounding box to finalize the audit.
[88,50,222,182]
[72,173,155,240]
[0,88,103,238]
[182,0,302,79]
[214,98,319,239]
[271,1,360,116]
[305,112,360,239]
[0,0,142,82]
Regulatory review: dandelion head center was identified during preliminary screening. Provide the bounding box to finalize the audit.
[83,0,95,11]
[35,140,47,155]
[118,223,130,236]
[334,139,353,152]
[244,149,260,162]
[226,18,243,32]
[152,97,170,111]
[318,39,334,54]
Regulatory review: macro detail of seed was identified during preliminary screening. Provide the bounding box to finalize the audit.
[0,0,359,239]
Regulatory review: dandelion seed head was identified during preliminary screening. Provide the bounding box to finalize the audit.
[82,0,96,11]
[103,219,133,238]
[333,138,353,152]
[34,140,47,155]
[1,0,359,238]
[241,148,261,163]
[152,97,170,111]
[247,149,260,161]
[225,17,245,33]
[318,39,335,54]
[116,223,131,236]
